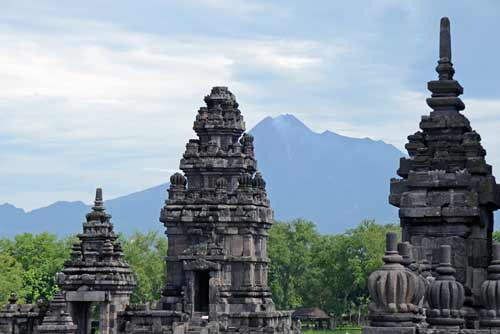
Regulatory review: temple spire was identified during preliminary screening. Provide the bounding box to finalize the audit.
[436,17,455,81]
[86,187,111,223]
[93,187,105,212]
[439,17,451,61]
[426,17,464,111]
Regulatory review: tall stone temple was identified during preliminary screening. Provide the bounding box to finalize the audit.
[118,87,298,334]
[364,18,500,334]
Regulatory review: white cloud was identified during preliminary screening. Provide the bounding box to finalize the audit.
[2,2,500,211]
[0,16,345,209]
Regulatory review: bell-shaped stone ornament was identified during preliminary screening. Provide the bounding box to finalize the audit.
[479,242,500,328]
[367,232,424,328]
[425,245,465,328]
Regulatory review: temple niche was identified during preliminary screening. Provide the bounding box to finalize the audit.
[118,87,298,334]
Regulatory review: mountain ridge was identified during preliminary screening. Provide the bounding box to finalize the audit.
[0,114,404,236]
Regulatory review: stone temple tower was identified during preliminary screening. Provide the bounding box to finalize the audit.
[58,189,136,334]
[156,87,295,333]
[389,17,500,315]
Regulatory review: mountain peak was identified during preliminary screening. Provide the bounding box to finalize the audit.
[251,114,313,135]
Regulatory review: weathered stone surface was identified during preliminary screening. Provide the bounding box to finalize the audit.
[58,189,136,334]
[479,243,500,328]
[0,294,46,334]
[117,87,298,334]
[389,17,500,317]
[426,245,465,328]
[366,233,424,329]
[37,292,77,334]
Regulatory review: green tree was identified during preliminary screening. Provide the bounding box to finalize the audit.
[493,231,500,243]
[312,220,399,323]
[0,253,25,304]
[268,219,321,310]
[0,233,74,303]
[120,231,167,303]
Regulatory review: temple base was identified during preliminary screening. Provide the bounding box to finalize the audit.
[117,306,299,334]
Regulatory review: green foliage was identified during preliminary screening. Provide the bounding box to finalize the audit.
[0,233,74,303]
[268,219,321,309]
[493,230,500,243]
[120,231,167,303]
[0,253,25,304]
[0,231,168,305]
[0,219,396,323]
[268,219,399,321]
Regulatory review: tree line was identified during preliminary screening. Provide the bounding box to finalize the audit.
[0,220,400,322]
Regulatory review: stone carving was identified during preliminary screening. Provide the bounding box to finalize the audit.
[366,232,424,332]
[389,17,500,322]
[117,87,298,334]
[58,189,136,334]
[37,292,77,334]
[479,242,500,328]
[425,245,465,329]
[0,295,46,334]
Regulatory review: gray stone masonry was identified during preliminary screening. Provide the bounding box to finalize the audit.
[58,189,136,334]
[389,17,500,325]
[117,87,299,334]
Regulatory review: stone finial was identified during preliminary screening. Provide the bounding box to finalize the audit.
[94,188,104,210]
[366,233,423,328]
[37,292,77,334]
[437,17,454,81]
[479,242,500,327]
[252,172,266,190]
[86,187,111,222]
[398,242,412,268]
[204,86,238,109]
[439,17,451,62]
[426,245,465,327]
[425,17,464,112]
[8,293,17,304]
[170,173,187,188]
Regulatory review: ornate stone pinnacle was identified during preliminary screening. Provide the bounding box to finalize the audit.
[8,293,17,304]
[382,232,402,266]
[86,187,111,223]
[426,245,465,327]
[397,241,412,268]
[436,17,455,81]
[479,242,500,327]
[367,232,423,328]
[93,188,105,212]
[440,17,451,62]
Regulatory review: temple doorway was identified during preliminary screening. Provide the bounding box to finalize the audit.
[194,271,210,313]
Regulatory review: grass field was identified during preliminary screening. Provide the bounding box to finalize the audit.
[302,328,361,334]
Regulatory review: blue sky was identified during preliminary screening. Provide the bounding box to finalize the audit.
[2,0,500,209]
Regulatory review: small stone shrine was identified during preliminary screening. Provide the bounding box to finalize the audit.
[364,17,500,334]
[37,292,77,334]
[58,189,136,334]
[117,87,298,334]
